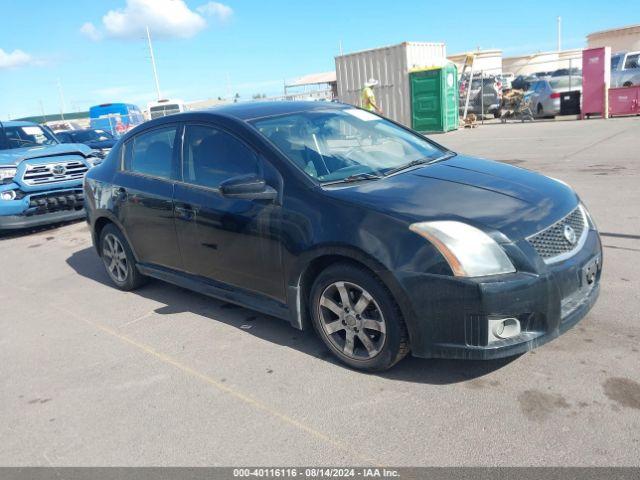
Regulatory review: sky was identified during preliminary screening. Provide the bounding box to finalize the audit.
[0,0,638,120]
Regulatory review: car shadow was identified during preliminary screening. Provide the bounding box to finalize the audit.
[66,246,518,385]
[0,219,83,241]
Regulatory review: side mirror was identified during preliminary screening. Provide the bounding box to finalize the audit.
[219,174,278,201]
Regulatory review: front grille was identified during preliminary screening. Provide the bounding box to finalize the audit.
[27,189,84,216]
[527,206,586,262]
[22,161,89,186]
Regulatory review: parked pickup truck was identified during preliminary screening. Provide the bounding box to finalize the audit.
[611,51,640,87]
[0,121,101,231]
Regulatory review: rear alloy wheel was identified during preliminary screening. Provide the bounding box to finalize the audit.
[100,224,147,291]
[103,233,128,284]
[310,263,409,371]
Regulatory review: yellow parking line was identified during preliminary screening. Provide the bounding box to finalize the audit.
[49,302,379,466]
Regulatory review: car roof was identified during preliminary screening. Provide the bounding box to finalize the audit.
[200,100,347,121]
[1,120,38,127]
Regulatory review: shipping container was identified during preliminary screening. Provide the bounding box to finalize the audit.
[581,47,611,118]
[335,42,447,127]
[608,86,640,116]
[410,64,459,132]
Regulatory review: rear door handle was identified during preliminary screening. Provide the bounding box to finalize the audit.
[175,205,196,221]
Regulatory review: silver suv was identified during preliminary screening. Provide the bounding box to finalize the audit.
[611,52,640,87]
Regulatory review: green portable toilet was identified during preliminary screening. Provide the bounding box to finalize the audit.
[410,64,459,132]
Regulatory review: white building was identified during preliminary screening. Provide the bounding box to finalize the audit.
[587,24,640,53]
[447,49,502,76]
[502,49,582,76]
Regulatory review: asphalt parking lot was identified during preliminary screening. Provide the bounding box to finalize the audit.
[1,116,639,467]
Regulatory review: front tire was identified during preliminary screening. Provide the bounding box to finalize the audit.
[100,224,147,291]
[310,263,409,371]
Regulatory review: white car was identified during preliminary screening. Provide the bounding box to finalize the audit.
[611,52,640,87]
[527,76,582,117]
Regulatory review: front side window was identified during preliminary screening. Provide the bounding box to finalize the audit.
[182,125,259,188]
[124,126,177,179]
[251,108,444,182]
[623,53,640,70]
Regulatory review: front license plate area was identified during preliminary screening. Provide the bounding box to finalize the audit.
[581,255,601,288]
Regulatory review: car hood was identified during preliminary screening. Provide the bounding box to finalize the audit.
[324,155,579,240]
[0,143,93,167]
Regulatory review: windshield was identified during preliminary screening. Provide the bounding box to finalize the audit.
[251,109,446,182]
[0,125,59,150]
[71,129,113,142]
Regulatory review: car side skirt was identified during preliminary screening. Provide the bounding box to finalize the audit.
[136,263,292,324]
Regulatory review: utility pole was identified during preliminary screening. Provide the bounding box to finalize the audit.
[146,26,162,100]
[557,16,562,52]
[57,79,66,121]
[339,40,343,57]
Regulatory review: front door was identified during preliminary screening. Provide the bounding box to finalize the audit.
[115,125,182,269]
[173,124,284,301]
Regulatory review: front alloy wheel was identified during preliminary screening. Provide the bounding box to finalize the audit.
[318,281,387,360]
[310,263,409,371]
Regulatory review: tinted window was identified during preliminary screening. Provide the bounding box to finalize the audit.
[182,125,259,188]
[125,126,177,179]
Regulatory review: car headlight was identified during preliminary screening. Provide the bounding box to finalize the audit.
[409,221,516,277]
[0,167,17,184]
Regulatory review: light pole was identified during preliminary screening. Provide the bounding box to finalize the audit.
[557,16,562,52]
[146,26,162,100]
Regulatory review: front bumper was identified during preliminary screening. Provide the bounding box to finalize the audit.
[0,188,85,231]
[396,229,602,359]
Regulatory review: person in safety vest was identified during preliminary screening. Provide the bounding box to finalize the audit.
[361,78,383,114]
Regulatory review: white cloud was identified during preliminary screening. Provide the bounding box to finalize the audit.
[80,22,103,41]
[80,0,233,41]
[0,48,33,69]
[197,2,233,22]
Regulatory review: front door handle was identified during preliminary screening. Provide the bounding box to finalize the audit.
[175,205,196,221]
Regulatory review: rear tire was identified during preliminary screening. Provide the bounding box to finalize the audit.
[100,224,147,291]
[309,263,409,371]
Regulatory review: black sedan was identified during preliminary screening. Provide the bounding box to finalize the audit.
[83,101,602,371]
[56,128,116,158]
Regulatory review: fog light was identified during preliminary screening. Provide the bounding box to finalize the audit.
[488,317,521,342]
[1,190,16,201]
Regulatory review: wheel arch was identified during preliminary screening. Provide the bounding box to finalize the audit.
[91,212,139,262]
[286,246,419,348]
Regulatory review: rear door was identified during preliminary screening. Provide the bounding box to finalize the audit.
[114,124,182,269]
[172,123,284,301]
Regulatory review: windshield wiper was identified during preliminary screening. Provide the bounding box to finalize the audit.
[383,158,430,176]
[384,152,456,176]
[322,172,383,185]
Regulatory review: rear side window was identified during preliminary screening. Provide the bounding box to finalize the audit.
[123,126,178,179]
[611,56,622,71]
[182,125,259,188]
